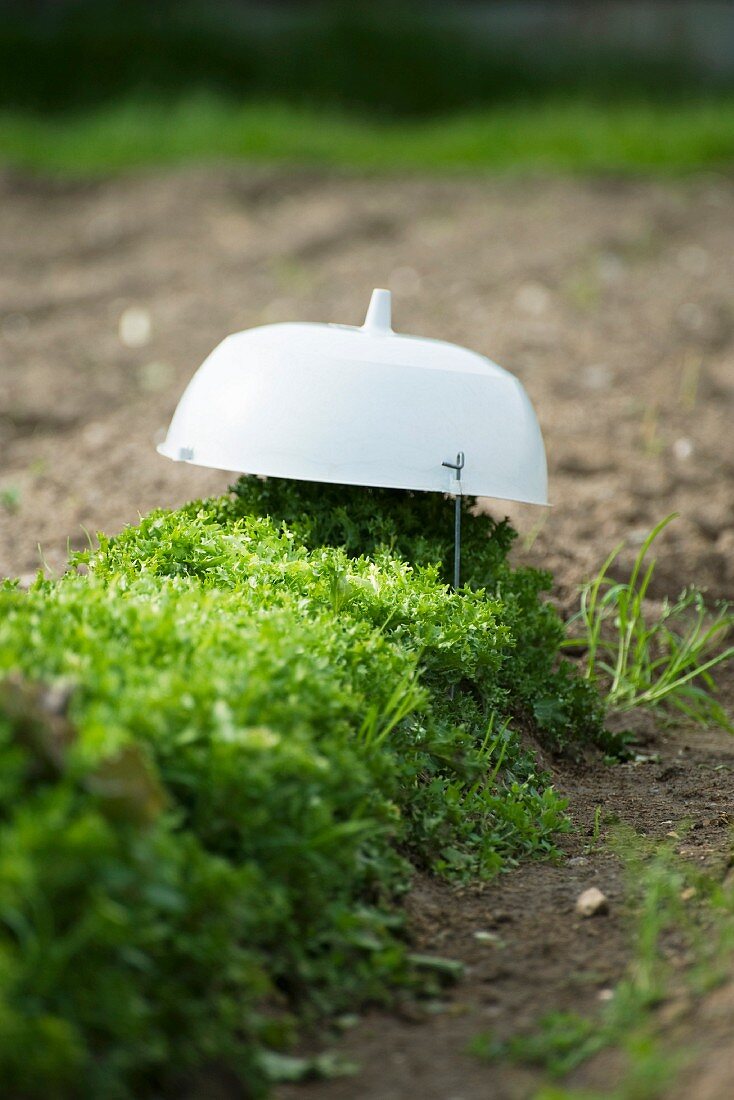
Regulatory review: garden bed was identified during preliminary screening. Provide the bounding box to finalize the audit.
[1,167,733,1098]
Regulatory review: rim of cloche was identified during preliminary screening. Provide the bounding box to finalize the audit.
[157,288,548,505]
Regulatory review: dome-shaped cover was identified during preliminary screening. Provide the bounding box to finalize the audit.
[157,289,548,505]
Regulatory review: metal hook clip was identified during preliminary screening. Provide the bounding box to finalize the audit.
[442,452,465,481]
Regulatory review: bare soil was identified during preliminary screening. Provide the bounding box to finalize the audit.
[1,167,733,1097]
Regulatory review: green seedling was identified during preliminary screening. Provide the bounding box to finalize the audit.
[563,264,601,312]
[0,484,20,513]
[522,510,549,552]
[565,514,734,728]
[470,1011,603,1077]
[640,406,664,457]
[582,804,604,853]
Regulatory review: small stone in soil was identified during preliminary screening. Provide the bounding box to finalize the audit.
[576,887,609,917]
[118,306,152,349]
[473,931,503,946]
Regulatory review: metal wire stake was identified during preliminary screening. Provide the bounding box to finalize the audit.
[442,452,465,589]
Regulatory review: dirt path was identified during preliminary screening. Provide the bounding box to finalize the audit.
[1,167,733,1096]
[273,714,734,1100]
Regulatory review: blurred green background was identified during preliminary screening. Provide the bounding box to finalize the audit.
[1,0,734,172]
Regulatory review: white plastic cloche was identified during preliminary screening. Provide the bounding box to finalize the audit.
[157,289,548,506]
